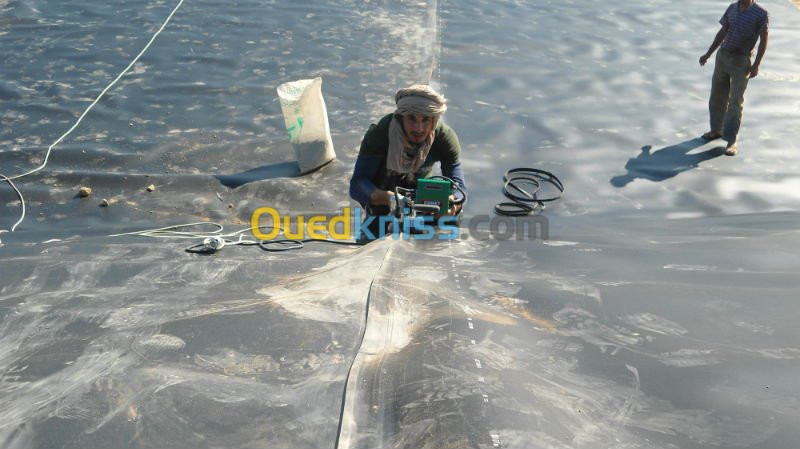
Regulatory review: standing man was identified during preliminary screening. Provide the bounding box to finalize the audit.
[699,0,769,156]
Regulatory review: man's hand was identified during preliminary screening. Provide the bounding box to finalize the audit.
[431,196,461,221]
[749,64,760,79]
[699,53,710,66]
[444,195,461,216]
[368,189,394,206]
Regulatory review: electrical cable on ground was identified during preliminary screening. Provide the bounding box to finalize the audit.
[0,0,185,240]
[0,172,25,237]
[110,222,362,254]
[258,237,363,252]
[110,222,260,254]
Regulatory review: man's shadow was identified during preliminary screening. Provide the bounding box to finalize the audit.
[611,138,726,187]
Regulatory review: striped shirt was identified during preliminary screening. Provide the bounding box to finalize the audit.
[720,2,769,54]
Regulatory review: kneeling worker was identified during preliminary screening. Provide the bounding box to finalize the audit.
[349,84,466,239]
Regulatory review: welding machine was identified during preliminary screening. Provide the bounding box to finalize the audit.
[413,177,452,214]
[392,176,464,222]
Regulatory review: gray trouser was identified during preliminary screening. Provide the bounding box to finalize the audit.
[709,48,751,143]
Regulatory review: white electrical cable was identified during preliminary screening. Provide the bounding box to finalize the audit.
[0,173,25,236]
[111,222,287,254]
[0,0,185,238]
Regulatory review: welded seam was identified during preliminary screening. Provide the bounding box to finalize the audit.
[334,243,393,449]
[335,0,441,444]
[425,0,441,86]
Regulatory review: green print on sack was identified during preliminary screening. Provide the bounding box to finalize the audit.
[286,115,303,141]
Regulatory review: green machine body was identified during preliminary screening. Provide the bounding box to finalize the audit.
[415,178,451,213]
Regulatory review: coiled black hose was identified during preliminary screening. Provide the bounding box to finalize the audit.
[495,168,564,216]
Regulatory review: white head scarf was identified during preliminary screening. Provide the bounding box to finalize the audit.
[386,85,447,175]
